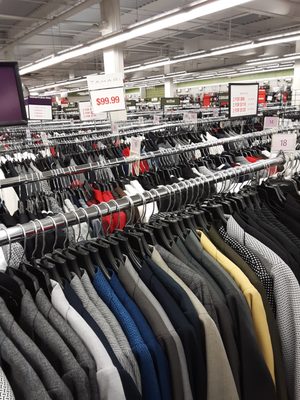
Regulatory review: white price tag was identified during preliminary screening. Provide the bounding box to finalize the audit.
[111,122,119,135]
[130,136,142,176]
[271,133,297,154]
[138,116,144,125]
[25,128,31,140]
[213,108,219,117]
[90,87,125,113]
[153,115,160,124]
[264,116,279,129]
[40,132,49,145]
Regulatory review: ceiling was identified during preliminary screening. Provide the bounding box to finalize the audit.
[1,0,300,90]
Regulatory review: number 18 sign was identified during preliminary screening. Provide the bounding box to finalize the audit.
[90,87,125,113]
[271,133,297,155]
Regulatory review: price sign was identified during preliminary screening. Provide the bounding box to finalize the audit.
[90,87,125,113]
[183,112,197,124]
[229,83,258,118]
[271,133,297,154]
[213,108,219,117]
[264,116,279,129]
[153,115,160,124]
[79,101,107,121]
[138,116,144,124]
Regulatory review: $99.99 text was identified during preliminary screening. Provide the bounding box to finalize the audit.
[96,96,120,105]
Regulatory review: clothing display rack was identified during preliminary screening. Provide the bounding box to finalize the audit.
[0,154,290,246]
[0,125,293,189]
[0,118,245,153]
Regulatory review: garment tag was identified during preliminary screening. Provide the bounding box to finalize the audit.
[111,122,120,145]
[271,133,297,155]
[26,128,31,141]
[264,116,279,130]
[40,131,49,145]
[130,136,142,176]
[240,120,245,135]
[153,115,160,124]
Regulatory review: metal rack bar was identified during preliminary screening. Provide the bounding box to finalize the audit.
[0,125,292,189]
[0,155,287,247]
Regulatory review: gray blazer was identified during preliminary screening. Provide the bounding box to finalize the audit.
[228,216,300,400]
[118,257,193,400]
[0,297,73,400]
[35,288,99,400]
[19,289,90,400]
[0,324,51,400]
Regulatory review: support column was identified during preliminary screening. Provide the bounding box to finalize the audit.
[164,64,176,97]
[292,41,300,107]
[100,0,126,120]
[164,78,176,97]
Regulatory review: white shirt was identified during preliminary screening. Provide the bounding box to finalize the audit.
[50,280,126,400]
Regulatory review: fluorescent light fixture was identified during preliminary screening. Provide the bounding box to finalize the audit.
[284,52,300,58]
[258,29,300,41]
[246,56,279,63]
[125,31,300,74]
[20,0,252,75]
[246,54,300,66]
[30,77,87,92]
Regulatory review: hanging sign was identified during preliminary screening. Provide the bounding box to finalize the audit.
[78,101,107,121]
[25,96,52,120]
[90,87,125,113]
[161,97,180,108]
[229,83,259,118]
[264,116,279,130]
[87,73,123,91]
[271,133,297,154]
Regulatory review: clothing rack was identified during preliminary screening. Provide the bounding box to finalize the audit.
[0,125,294,189]
[0,119,231,153]
[0,154,291,247]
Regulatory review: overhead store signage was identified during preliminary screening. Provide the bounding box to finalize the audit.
[229,83,258,119]
[88,73,126,114]
[264,116,279,130]
[161,97,180,108]
[87,72,123,90]
[78,101,107,121]
[25,96,52,120]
